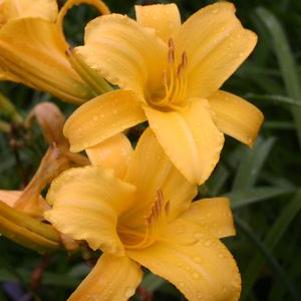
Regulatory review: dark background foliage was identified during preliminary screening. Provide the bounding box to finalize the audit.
[0,0,301,300]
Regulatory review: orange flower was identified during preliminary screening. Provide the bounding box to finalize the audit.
[45,130,241,301]
[0,0,110,103]
[64,2,264,184]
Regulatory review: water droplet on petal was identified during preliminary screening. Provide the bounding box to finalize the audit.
[194,232,203,240]
[204,240,212,247]
[178,281,185,287]
[192,272,199,279]
[124,287,135,298]
[194,256,202,263]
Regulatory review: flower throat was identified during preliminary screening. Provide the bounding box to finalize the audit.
[150,39,188,110]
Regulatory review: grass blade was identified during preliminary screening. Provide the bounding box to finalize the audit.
[232,137,275,190]
[255,7,301,147]
[228,186,295,209]
[236,216,300,301]
[240,189,301,300]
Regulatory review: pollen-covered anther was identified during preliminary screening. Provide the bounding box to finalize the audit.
[177,52,188,77]
[168,38,175,63]
[146,190,165,225]
[159,40,188,108]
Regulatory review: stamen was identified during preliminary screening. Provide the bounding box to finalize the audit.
[168,39,175,63]
[152,43,188,108]
[177,52,188,77]
[125,190,168,249]
[169,51,188,106]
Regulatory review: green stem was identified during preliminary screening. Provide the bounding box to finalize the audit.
[0,92,23,123]
[0,119,10,133]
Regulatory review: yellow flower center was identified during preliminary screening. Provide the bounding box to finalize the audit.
[118,190,169,250]
[148,39,188,110]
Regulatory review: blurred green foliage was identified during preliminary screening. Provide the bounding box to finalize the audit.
[0,0,301,300]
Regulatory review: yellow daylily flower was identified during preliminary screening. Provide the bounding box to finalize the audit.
[64,1,264,184]
[0,0,110,104]
[45,129,241,301]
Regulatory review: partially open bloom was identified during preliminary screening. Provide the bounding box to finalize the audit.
[0,0,110,103]
[64,2,264,184]
[45,129,240,301]
[0,102,88,217]
[0,102,87,251]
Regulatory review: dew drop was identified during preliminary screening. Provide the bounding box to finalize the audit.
[86,294,98,301]
[204,240,211,247]
[192,272,199,279]
[176,262,183,268]
[178,281,185,287]
[124,287,135,298]
[194,256,202,263]
[194,232,203,240]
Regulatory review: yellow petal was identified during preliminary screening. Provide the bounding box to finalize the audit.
[0,190,22,207]
[182,197,236,238]
[173,2,257,98]
[0,190,49,217]
[68,254,142,301]
[144,99,224,185]
[0,200,60,242]
[0,62,20,81]
[75,13,166,96]
[57,0,110,35]
[208,90,264,146]
[0,215,60,253]
[120,128,197,230]
[86,133,133,179]
[64,90,146,152]
[128,236,241,301]
[0,18,92,104]
[0,200,61,253]
[1,0,58,23]
[45,166,136,255]
[135,4,181,42]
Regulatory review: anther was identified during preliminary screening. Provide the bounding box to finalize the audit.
[168,38,175,63]
[164,201,170,214]
[177,52,188,76]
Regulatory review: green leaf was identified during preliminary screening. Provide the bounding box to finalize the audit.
[202,164,230,196]
[244,93,301,107]
[263,121,295,130]
[255,7,301,147]
[228,186,295,209]
[236,216,300,301]
[232,137,275,190]
[240,189,301,300]
[141,273,165,292]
